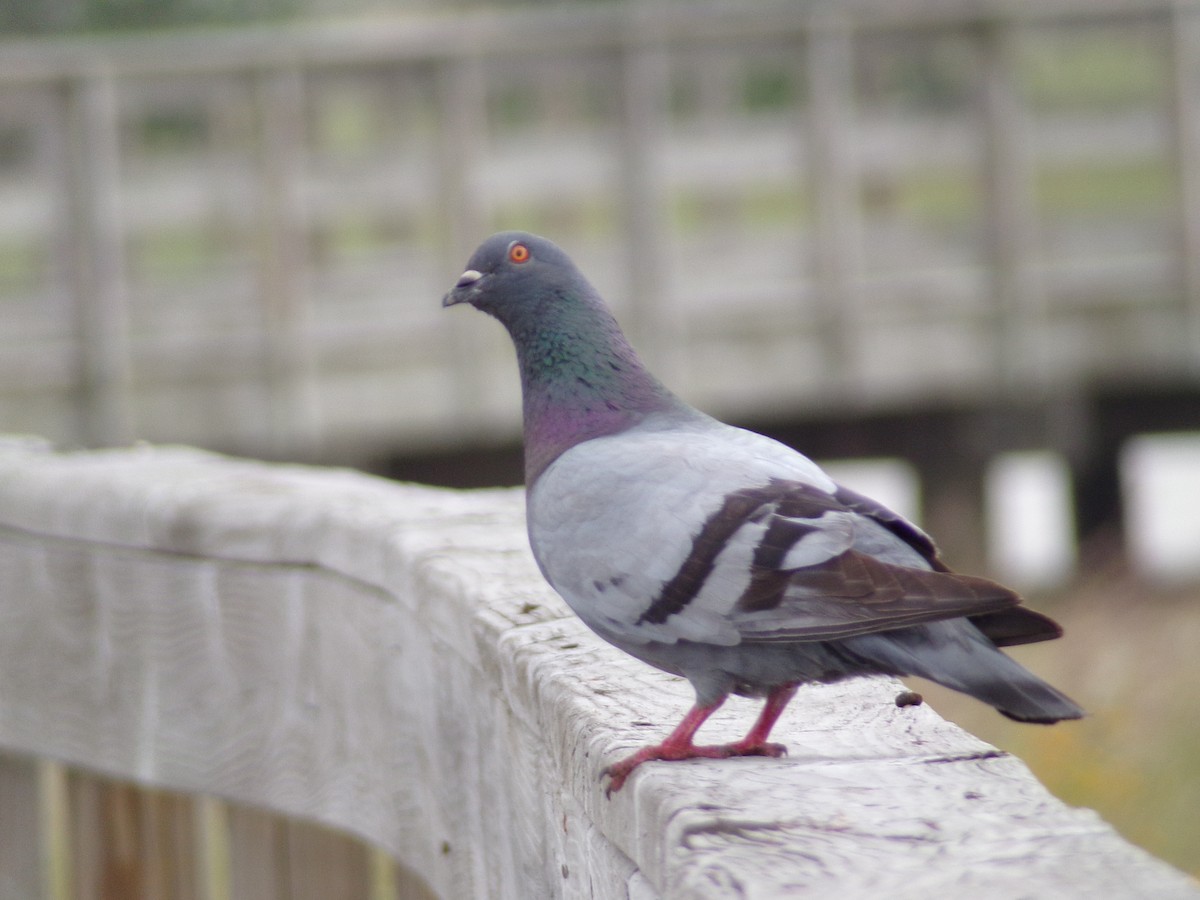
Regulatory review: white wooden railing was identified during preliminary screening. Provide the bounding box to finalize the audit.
[0,438,1195,898]
[2,0,1200,459]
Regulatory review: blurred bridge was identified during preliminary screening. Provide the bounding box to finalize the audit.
[1,0,1199,561]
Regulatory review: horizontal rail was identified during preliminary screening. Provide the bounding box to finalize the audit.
[0,0,1197,467]
[0,439,1194,898]
[0,0,1186,83]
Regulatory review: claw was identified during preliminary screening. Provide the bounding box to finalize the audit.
[601,739,790,795]
[730,740,787,758]
[602,686,799,796]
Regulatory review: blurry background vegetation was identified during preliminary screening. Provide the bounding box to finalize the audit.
[1,0,1198,883]
[0,0,301,34]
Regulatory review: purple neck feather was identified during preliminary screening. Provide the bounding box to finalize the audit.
[514,308,684,484]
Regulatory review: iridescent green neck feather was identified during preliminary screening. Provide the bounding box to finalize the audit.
[507,289,685,484]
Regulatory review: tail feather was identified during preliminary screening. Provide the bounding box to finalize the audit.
[842,619,1084,723]
[968,607,1063,648]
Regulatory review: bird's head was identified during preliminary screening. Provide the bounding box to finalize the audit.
[441,230,687,479]
[442,231,583,326]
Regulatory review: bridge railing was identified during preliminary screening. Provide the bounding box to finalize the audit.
[0,0,1198,458]
[0,438,1194,898]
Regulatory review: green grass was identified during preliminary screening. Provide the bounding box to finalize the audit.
[131,226,224,281]
[887,170,979,227]
[1037,160,1172,217]
[136,109,208,156]
[1022,28,1167,112]
[315,96,379,158]
[320,214,389,261]
[0,240,41,296]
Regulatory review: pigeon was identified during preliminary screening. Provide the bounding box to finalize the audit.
[443,231,1084,795]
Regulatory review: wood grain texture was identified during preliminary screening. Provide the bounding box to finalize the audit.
[0,754,42,898]
[0,441,1195,899]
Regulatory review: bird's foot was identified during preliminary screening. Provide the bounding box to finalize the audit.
[601,740,788,796]
[722,739,788,759]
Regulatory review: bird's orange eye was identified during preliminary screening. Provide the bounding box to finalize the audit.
[509,243,530,264]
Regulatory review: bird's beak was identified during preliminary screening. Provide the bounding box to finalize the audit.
[442,269,484,307]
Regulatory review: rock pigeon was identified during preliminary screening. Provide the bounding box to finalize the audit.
[443,231,1084,795]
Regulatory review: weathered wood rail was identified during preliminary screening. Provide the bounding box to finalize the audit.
[0,438,1195,898]
[0,0,1199,461]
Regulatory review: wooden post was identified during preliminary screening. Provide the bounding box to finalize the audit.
[805,15,861,398]
[39,761,71,900]
[434,56,489,270]
[918,452,990,574]
[1169,4,1200,376]
[898,411,993,573]
[35,82,78,370]
[224,805,284,900]
[255,67,320,458]
[208,75,257,291]
[63,70,134,447]
[617,18,676,382]
[195,796,231,900]
[0,754,44,898]
[977,20,1043,395]
[282,819,373,900]
[434,55,493,429]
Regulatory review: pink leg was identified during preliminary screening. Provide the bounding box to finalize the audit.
[602,684,799,796]
[602,699,726,795]
[725,683,798,756]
